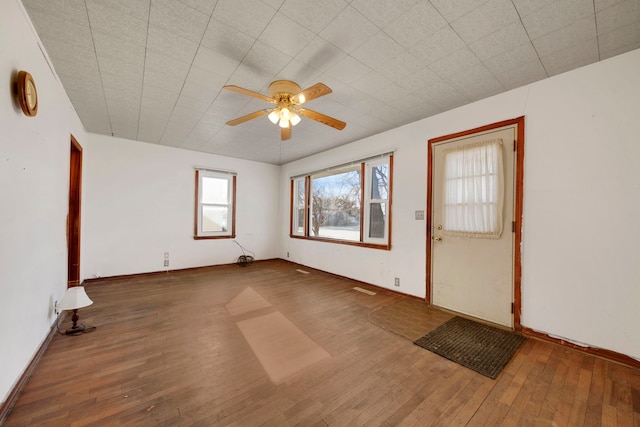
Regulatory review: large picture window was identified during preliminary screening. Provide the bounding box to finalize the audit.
[290,153,393,249]
[195,169,236,239]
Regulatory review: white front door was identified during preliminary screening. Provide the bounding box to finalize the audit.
[430,124,517,327]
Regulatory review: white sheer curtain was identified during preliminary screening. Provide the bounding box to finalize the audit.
[443,138,504,238]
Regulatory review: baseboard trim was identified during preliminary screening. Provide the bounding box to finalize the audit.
[521,326,640,370]
[79,259,640,371]
[283,260,640,369]
[281,259,423,301]
[0,316,61,424]
[83,258,419,301]
[82,258,279,286]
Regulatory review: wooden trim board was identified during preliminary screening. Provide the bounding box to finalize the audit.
[522,327,640,370]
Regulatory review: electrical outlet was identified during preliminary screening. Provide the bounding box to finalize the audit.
[287,251,290,258]
[164,260,169,267]
[394,277,400,287]
[54,300,58,315]
[415,210,425,220]
[164,252,169,259]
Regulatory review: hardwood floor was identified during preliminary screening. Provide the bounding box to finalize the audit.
[5,260,640,426]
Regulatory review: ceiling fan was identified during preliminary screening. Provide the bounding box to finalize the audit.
[223,80,347,141]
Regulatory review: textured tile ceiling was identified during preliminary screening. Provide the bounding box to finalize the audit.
[21,0,640,164]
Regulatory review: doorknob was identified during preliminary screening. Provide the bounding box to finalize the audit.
[433,236,442,242]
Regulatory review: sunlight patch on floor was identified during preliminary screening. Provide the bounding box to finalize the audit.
[225,287,272,316]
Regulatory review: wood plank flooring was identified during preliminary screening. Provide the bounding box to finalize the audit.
[5,260,640,426]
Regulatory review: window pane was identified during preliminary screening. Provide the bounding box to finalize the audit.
[369,202,386,238]
[311,169,360,242]
[295,179,305,234]
[202,177,228,204]
[202,206,228,232]
[295,208,305,233]
[370,164,389,200]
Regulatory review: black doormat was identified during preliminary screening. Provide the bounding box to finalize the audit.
[413,316,525,379]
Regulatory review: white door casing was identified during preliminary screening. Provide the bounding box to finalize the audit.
[429,123,519,328]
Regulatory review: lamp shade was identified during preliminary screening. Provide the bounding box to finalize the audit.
[58,286,93,311]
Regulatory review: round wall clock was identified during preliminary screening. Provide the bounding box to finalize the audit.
[15,70,38,117]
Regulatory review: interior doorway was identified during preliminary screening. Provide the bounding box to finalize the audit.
[67,135,82,287]
[426,117,524,329]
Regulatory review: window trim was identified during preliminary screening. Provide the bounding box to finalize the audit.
[194,169,236,240]
[290,176,309,237]
[363,157,391,245]
[289,153,393,250]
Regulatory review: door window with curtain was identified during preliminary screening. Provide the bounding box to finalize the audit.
[443,139,504,238]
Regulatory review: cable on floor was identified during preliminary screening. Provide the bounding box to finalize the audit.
[234,240,255,267]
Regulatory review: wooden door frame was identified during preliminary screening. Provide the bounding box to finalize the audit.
[68,135,82,287]
[426,117,525,330]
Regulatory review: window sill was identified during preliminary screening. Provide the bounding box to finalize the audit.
[289,234,390,250]
[194,234,235,240]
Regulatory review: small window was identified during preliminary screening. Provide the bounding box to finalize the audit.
[290,153,393,249]
[195,169,236,239]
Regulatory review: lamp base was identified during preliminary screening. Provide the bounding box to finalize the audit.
[64,325,86,335]
[61,308,96,335]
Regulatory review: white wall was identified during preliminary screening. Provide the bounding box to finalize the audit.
[0,0,87,405]
[280,49,640,361]
[82,134,281,279]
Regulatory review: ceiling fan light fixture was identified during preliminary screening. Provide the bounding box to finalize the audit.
[223,80,346,140]
[290,112,301,126]
[268,109,280,124]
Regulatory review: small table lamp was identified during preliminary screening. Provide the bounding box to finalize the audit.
[57,286,94,335]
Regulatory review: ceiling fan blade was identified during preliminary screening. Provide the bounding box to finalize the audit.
[226,109,269,126]
[292,83,332,104]
[223,85,274,103]
[281,124,291,140]
[298,108,346,130]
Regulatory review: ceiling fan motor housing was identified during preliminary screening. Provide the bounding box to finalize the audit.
[269,80,302,101]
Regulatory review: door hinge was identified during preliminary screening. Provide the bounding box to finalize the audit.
[513,140,516,151]
[512,221,516,233]
[511,302,514,314]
